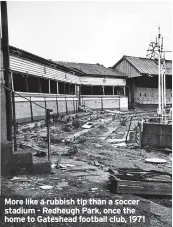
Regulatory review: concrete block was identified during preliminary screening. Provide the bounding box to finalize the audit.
[142,122,172,149]
[12,151,33,168]
[27,161,52,174]
[1,142,13,176]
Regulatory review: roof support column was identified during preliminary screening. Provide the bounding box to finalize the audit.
[48,79,50,94]
[102,86,105,95]
[124,86,126,96]
[57,81,59,94]
[131,79,135,109]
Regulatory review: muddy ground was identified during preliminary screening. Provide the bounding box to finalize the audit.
[0,108,172,227]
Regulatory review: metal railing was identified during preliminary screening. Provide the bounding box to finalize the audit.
[1,83,52,161]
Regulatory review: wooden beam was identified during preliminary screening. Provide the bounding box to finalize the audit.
[109,173,171,196]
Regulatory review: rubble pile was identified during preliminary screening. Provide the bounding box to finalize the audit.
[2,108,171,227]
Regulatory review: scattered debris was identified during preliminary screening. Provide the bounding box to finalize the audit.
[106,138,126,143]
[61,125,71,132]
[120,117,127,126]
[145,158,167,164]
[72,118,81,129]
[108,168,172,196]
[66,164,75,167]
[91,188,98,191]
[10,177,31,182]
[105,109,120,114]
[95,144,103,148]
[61,146,78,156]
[57,182,69,189]
[58,164,67,170]
[94,161,100,166]
[39,185,53,190]
[33,151,46,157]
[82,122,94,129]
[51,163,57,169]
[164,148,172,153]
[113,142,127,147]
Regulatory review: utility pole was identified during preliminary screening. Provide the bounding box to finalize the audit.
[147,27,172,121]
[158,26,161,115]
[1,1,13,141]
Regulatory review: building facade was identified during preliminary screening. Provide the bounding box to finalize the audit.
[112,56,172,108]
[9,46,128,122]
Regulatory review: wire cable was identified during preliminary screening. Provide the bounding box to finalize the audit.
[161,34,172,42]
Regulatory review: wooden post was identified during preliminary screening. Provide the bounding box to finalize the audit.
[131,79,135,109]
[57,81,59,94]
[48,79,50,94]
[102,86,105,95]
[64,82,65,94]
[56,96,59,115]
[73,97,75,113]
[76,100,78,112]
[91,85,93,96]
[65,97,68,115]
[44,97,47,123]
[101,97,103,111]
[138,121,143,149]
[113,86,114,95]
[1,1,12,141]
[76,85,81,108]
[69,83,71,94]
[38,77,41,93]
[25,74,28,92]
[124,86,126,96]
[30,97,33,122]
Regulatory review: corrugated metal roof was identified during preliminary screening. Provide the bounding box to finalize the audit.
[124,56,172,76]
[56,61,126,77]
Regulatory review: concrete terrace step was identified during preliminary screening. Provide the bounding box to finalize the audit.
[1,142,51,176]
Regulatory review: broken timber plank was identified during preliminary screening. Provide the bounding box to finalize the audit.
[109,175,171,196]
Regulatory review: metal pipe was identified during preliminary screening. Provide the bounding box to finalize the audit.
[163,53,166,109]
[161,63,164,116]
[10,72,17,151]
[164,71,166,108]
[158,27,161,115]
[46,109,52,162]
[1,1,13,141]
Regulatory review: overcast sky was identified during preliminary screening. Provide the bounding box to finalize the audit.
[7,1,172,67]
